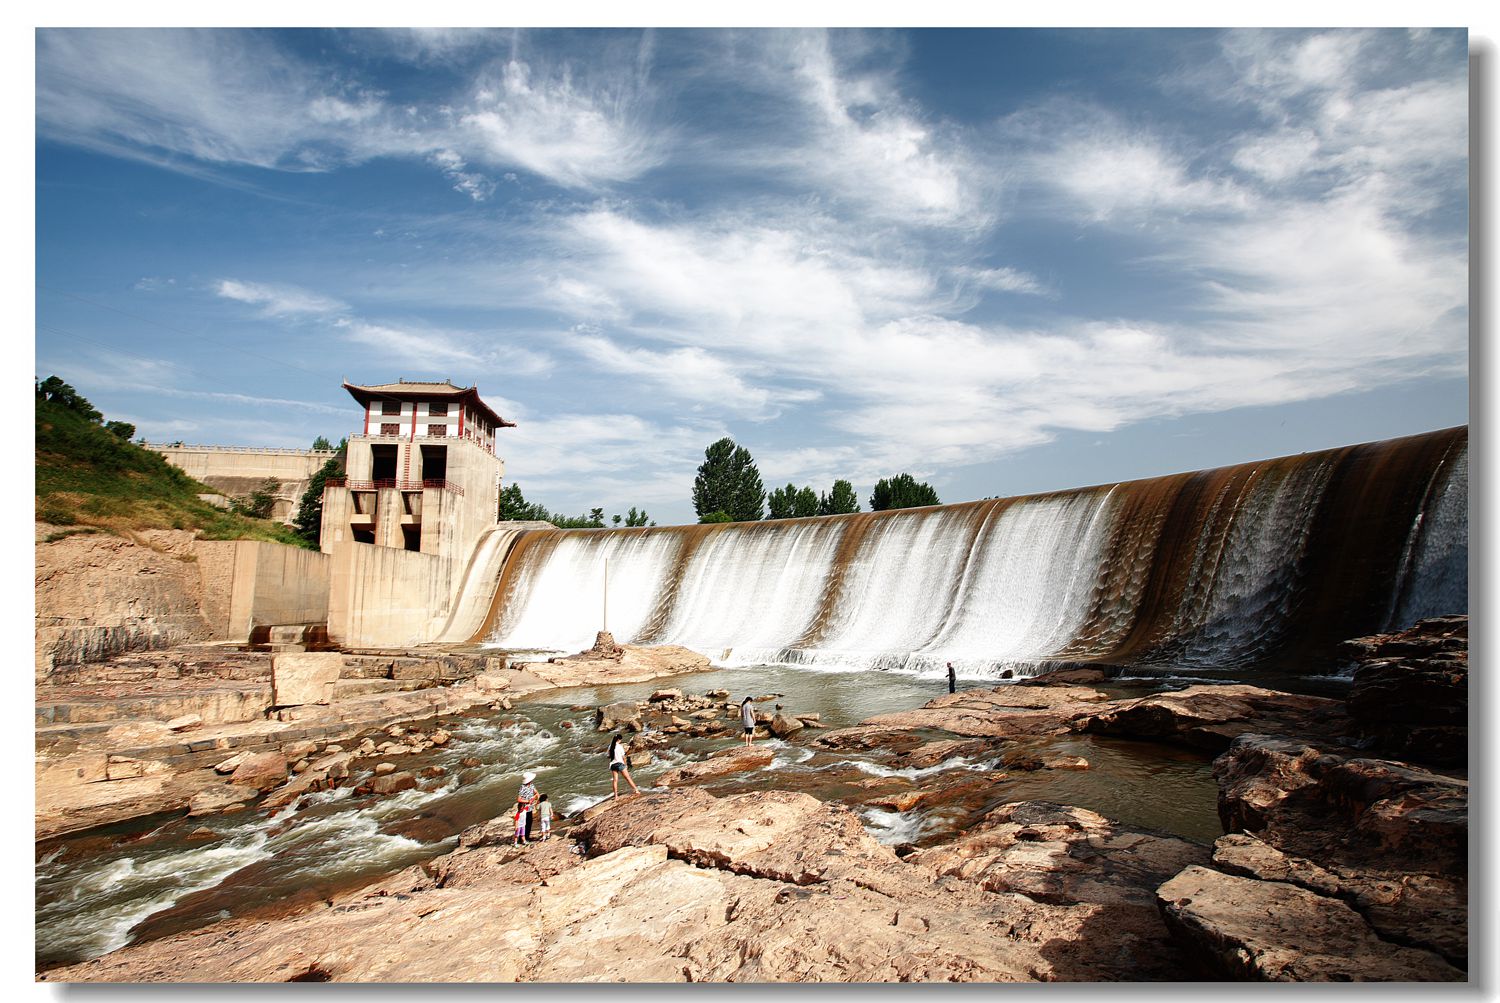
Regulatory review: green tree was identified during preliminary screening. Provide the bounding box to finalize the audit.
[767,483,798,519]
[692,437,764,522]
[36,376,103,423]
[105,420,136,440]
[500,482,543,521]
[625,507,649,527]
[294,457,343,546]
[699,510,733,524]
[819,479,860,515]
[792,486,819,517]
[870,474,941,511]
[588,507,605,528]
[312,435,334,451]
[612,513,623,526]
[232,478,280,520]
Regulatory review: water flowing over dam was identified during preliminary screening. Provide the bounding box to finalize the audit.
[477,427,1467,678]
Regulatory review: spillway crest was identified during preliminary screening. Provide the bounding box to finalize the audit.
[478,426,1467,677]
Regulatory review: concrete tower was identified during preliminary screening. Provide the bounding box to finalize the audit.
[320,379,513,563]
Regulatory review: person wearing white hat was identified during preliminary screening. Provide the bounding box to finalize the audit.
[517,771,539,841]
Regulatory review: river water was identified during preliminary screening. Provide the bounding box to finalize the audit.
[35,662,1229,971]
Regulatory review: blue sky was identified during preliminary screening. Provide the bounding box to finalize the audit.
[35,27,1469,526]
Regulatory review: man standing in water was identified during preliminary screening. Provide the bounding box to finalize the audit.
[947,662,957,694]
[740,696,757,744]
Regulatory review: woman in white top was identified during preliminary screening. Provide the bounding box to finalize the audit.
[607,733,640,798]
[740,697,757,745]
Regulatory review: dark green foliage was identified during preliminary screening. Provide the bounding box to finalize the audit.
[105,420,136,440]
[231,478,280,520]
[692,437,764,522]
[502,483,647,530]
[819,479,860,515]
[612,514,623,526]
[767,483,798,519]
[36,376,103,423]
[769,483,820,519]
[312,435,334,451]
[699,510,733,524]
[625,507,649,527]
[870,474,941,511]
[294,457,343,546]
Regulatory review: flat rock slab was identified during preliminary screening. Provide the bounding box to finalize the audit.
[1082,684,1353,753]
[1157,865,1463,981]
[271,653,342,707]
[520,645,713,689]
[1210,733,1468,966]
[859,685,1107,739]
[578,787,898,885]
[656,746,775,787]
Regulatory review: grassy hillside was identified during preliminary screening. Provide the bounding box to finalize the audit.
[35,395,310,548]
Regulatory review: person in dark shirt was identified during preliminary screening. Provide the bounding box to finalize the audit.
[947,662,957,694]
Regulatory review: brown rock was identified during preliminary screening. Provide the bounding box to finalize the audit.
[1016,667,1108,687]
[374,763,397,776]
[270,652,342,707]
[165,714,203,732]
[187,784,261,817]
[861,685,1108,739]
[596,701,642,733]
[1157,866,1462,981]
[460,757,482,768]
[227,751,288,792]
[1083,685,1352,753]
[656,746,775,787]
[371,772,417,796]
[212,752,248,775]
[768,713,804,738]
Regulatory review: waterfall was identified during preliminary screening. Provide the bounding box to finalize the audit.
[477,426,1468,677]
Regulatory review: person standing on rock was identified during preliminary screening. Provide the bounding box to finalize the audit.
[740,696,757,744]
[517,771,539,840]
[947,662,957,694]
[608,734,640,797]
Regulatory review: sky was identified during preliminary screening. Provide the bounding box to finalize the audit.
[34,27,1470,526]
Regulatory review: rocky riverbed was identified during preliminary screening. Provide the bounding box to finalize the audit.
[38,617,1468,982]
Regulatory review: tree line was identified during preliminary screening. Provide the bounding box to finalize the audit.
[692,437,939,523]
[500,483,655,529]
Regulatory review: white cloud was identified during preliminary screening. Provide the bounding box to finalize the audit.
[569,330,819,420]
[458,57,664,189]
[215,279,347,317]
[959,266,1050,297]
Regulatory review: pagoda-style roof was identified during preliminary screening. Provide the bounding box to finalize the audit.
[342,379,516,428]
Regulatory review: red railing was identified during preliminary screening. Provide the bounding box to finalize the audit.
[325,477,462,496]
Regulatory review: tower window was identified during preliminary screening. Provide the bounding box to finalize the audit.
[381,401,401,416]
[427,424,447,437]
[380,422,401,436]
[428,402,448,416]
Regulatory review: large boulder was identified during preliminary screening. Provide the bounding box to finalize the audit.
[768,713,804,739]
[859,685,1108,739]
[271,652,343,707]
[227,751,289,792]
[596,701,643,733]
[371,771,417,796]
[1199,733,1468,969]
[1157,866,1462,981]
[1082,685,1352,753]
[187,783,261,816]
[1344,615,1467,766]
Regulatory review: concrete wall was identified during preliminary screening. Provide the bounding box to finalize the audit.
[195,540,331,641]
[152,445,338,525]
[327,540,456,648]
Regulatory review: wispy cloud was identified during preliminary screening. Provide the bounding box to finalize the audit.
[215,279,347,317]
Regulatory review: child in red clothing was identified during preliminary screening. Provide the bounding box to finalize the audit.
[512,801,528,847]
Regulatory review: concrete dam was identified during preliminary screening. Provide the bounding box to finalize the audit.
[472,426,1467,677]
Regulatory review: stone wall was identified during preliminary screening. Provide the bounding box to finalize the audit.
[35,527,215,680]
[327,541,455,648]
[150,445,337,525]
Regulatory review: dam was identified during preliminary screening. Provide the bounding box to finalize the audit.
[476,425,1467,677]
